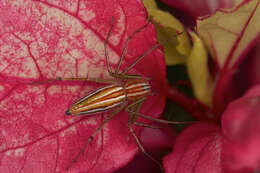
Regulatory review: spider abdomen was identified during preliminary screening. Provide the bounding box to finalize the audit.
[66,85,125,115]
[125,80,151,100]
[66,80,151,115]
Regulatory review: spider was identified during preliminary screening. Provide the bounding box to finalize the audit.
[40,17,186,171]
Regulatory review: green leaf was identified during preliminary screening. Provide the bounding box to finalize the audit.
[142,0,157,9]
[186,31,213,106]
[197,0,260,69]
[143,0,191,65]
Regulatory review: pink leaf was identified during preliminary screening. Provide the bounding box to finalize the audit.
[163,85,260,173]
[160,0,233,18]
[222,89,260,172]
[163,123,222,173]
[197,0,260,114]
[244,84,260,97]
[115,125,176,173]
[0,0,167,172]
[233,40,260,93]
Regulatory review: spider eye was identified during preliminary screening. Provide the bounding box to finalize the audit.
[65,109,71,115]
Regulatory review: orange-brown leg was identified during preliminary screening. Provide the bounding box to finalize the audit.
[115,21,151,75]
[133,121,162,129]
[66,103,125,171]
[126,97,194,125]
[127,99,164,171]
[128,118,164,171]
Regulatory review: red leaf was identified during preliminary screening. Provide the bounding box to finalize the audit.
[244,84,260,97]
[160,0,233,18]
[163,123,222,173]
[233,40,260,94]
[164,86,260,173]
[0,0,167,172]
[115,125,176,173]
[197,0,260,114]
[222,88,260,172]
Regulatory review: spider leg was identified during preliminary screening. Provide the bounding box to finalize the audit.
[126,97,194,125]
[115,73,151,80]
[129,98,162,129]
[56,76,117,84]
[121,42,164,75]
[121,31,184,75]
[128,123,164,171]
[127,99,164,171]
[115,21,151,75]
[104,17,116,77]
[66,103,125,171]
[29,76,117,85]
[133,121,162,129]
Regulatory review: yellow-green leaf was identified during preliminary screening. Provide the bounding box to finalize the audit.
[143,0,191,65]
[187,31,213,106]
[142,0,158,9]
[197,0,260,69]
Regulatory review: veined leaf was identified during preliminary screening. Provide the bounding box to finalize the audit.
[197,0,260,70]
[143,0,191,65]
[187,31,213,106]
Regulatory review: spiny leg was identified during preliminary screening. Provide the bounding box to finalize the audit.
[129,110,195,125]
[128,123,163,171]
[115,20,151,75]
[126,97,194,125]
[121,41,164,75]
[128,97,162,129]
[114,73,151,81]
[121,31,184,75]
[129,97,162,129]
[55,76,118,84]
[128,98,163,170]
[29,76,117,85]
[66,103,125,171]
[60,18,150,83]
[29,68,117,85]
[127,102,163,171]
[134,121,162,129]
[126,97,193,171]
[58,70,116,84]
[104,17,115,76]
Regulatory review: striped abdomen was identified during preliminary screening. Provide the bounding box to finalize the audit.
[66,85,125,115]
[66,80,151,115]
[125,80,151,100]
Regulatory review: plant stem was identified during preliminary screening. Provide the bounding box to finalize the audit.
[167,84,213,121]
